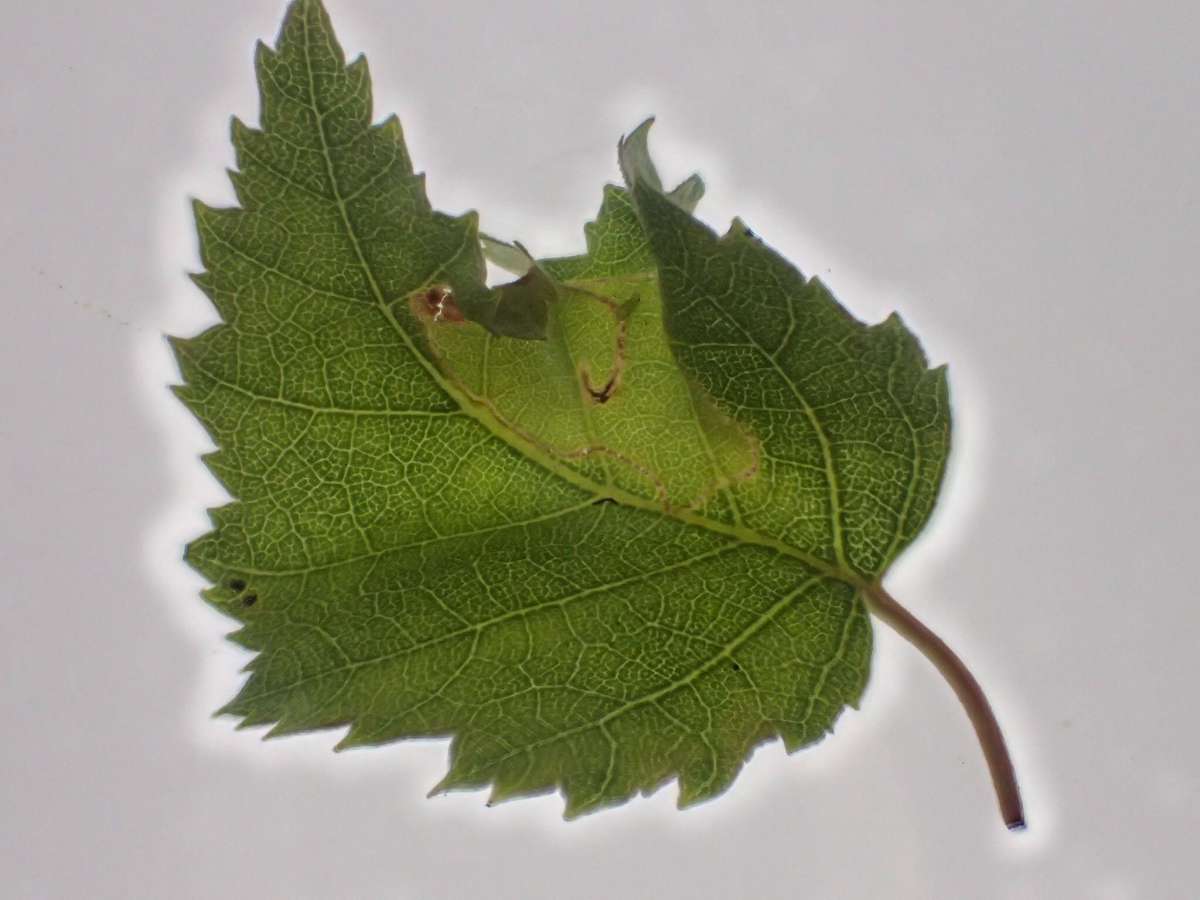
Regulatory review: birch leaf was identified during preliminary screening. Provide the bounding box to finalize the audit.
[172,0,1023,828]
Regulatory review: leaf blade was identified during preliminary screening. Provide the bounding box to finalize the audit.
[173,0,952,819]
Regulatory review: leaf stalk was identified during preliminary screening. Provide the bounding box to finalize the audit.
[862,583,1025,830]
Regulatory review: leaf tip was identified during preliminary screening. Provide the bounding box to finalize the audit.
[426,774,454,799]
[253,38,275,67]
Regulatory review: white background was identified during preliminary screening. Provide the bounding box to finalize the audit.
[2,1,1197,897]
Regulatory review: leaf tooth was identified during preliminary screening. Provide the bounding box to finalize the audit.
[779,731,807,755]
[779,721,827,754]
[194,450,238,498]
[211,702,237,720]
[875,309,933,370]
[265,716,344,740]
[428,741,491,798]
[225,707,270,730]
[371,114,413,172]
[332,728,362,753]
[253,37,277,69]
[225,167,252,207]
[427,770,466,799]
[228,114,256,144]
[373,112,401,140]
[334,720,399,752]
[561,791,603,820]
[345,54,371,120]
[720,216,755,243]
[228,643,254,667]
[667,173,706,213]
[931,362,951,400]
[185,271,216,302]
[189,199,225,271]
[485,772,555,808]
[165,335,192,369]
[261,719,291,740]
[675,760,738,810]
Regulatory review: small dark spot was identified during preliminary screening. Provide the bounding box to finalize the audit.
[242,593,258,608]
[591,497,617,506]
[583,372,617,405]
[227,578,247,592]
[731,662,741,672]
[588,382,616,404]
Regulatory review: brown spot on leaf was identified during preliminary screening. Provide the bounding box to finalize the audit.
[582,371,618,404]
[415,286,465,323]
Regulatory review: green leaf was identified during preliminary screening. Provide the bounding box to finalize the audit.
[173,0,1010,824]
